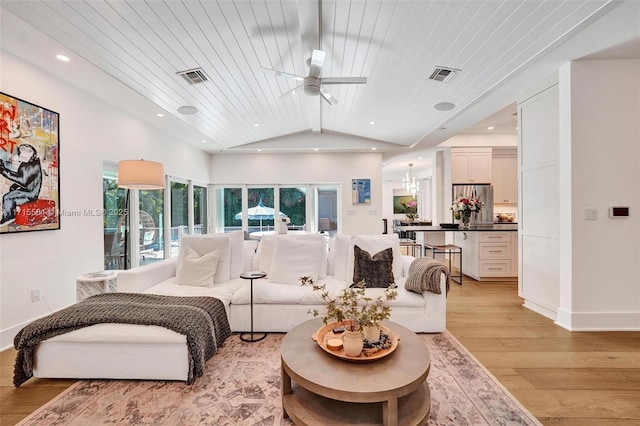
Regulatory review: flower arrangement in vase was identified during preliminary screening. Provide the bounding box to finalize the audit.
[450,195,484,228]
[402,199,419,222]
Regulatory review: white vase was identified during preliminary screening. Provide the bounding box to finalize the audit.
[362,325,381,343]
[342,329,363,357]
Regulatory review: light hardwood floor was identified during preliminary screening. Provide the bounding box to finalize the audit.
[1,278,639,425]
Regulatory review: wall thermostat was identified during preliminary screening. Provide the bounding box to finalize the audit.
[609,207,629,218]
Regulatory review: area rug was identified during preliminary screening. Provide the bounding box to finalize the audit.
[17,331,541,425]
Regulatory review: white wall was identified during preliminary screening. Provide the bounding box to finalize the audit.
[519,59,640,331]
[557,59,640,330]
[0,53,211,348]
[210,152,383,235]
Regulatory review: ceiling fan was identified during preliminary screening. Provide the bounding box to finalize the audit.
[261,49,367,105]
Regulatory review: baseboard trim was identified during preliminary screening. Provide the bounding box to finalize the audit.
[523,299,557,321]
[555,307,640,331]
[1,313,51,351]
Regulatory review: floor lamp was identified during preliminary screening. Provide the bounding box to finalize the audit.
[117,159,165,269]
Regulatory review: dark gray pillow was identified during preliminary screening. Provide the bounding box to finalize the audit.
[352,245,395,288]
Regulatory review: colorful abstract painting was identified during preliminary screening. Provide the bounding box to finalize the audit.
[0,92,60,233]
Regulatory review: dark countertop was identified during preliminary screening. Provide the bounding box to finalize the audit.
[394,224,518,232]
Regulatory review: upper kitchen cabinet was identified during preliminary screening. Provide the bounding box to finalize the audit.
[493,149,518,204]
[451,148,493,184]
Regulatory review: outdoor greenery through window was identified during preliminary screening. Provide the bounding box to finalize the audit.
[103,170,126,270]
[280,187,306,231]
[194,185,208,235]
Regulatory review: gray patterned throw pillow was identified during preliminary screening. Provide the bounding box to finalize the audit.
[352,245,395,288]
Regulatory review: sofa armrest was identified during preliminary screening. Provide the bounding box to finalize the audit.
[402,255,416,277]
[117,258,178,293]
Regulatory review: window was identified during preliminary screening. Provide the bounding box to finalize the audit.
[194,184,208,235]
[139,188,164,265]
[214,184,340,236]
[247,187,275,233]
[317,186,339,237]
[103,169,126,270]
[279,187,306,231]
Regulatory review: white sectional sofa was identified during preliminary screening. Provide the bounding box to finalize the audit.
[119,232,447,333]
[30,231,446,383]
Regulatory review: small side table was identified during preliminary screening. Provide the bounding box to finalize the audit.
[239,271,267,342]
[76,271,118,302]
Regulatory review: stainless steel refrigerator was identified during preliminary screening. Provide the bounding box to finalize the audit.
[451,184,494,225]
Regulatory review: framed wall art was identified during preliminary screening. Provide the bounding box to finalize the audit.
[1,92,60,233]
[393,195,417,214]
[351,179,371,204]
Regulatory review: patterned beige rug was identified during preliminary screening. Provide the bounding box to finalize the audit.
[18,331,541,425]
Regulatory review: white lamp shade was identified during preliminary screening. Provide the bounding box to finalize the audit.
[117,160,165,189]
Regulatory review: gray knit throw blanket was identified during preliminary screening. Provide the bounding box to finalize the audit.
[405,257,450,295]
[13,293,231,387]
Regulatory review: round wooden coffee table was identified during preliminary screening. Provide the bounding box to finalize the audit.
[281,318,431,426]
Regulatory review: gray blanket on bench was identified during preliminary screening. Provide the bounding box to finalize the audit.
[13,293,231,387]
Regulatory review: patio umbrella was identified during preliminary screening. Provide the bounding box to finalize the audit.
[234,199,286,231]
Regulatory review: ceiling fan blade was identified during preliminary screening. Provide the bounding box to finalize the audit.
[260,67,304,81]
[319,87,338,105]
[321,77,367,85]
[278,83,304,99]
[309,50,326,78]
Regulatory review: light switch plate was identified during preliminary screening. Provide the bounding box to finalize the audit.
[585,208,598,220]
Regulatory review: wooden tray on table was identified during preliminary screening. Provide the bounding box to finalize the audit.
[311,322,399,362]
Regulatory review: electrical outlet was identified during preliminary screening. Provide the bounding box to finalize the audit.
[585,208,598,220]
[31,288,41,302]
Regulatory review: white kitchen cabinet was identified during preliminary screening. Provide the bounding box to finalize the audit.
[453,231,517,281]
[451,148,492,183]
[493,152,518,204]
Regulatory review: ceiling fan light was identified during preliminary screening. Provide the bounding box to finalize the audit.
[304,77,321,96]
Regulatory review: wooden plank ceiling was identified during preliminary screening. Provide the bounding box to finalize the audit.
[1,0,611,152]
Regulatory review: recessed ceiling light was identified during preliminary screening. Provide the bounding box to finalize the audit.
[254,123,260,127]
[201,140,207,143]
[370,121,375,125]
[434,102,455,111]
[177,105,198,115]
[156,113,164,117]
[487,126,494,130]
[418,157,423,160]
[314,148,319,151]
[257,149,262,152]
[55,54,70,62]
[371,147,377,151]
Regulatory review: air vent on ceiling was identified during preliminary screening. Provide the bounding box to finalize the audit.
[428,66,460,83]
[177,68,210,85]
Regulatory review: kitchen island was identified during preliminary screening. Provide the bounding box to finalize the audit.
[394,224,518,281]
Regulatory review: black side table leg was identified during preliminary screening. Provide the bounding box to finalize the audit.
[240,277,267,342]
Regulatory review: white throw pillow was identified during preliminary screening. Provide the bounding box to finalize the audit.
[346,235,403,283]
[178,235,231,283]
[217,230,243,278]
[268,238,325,285]
[176,245,219,287]
[331,235,352,281]
[258,234,328,278]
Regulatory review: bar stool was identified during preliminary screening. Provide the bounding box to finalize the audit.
[424,244,463,285]
[399,239,423,257]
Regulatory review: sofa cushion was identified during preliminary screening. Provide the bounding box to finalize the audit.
[352,245,395,288]
[176,245,219,287]
[268,238,325,285]
[258,234,328,278]
[218,230,244,278]
[362,278,425,308]
[331,235,352,281]
[178,235,230,283]
[231,277,347,305]
[346,235,403,284]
